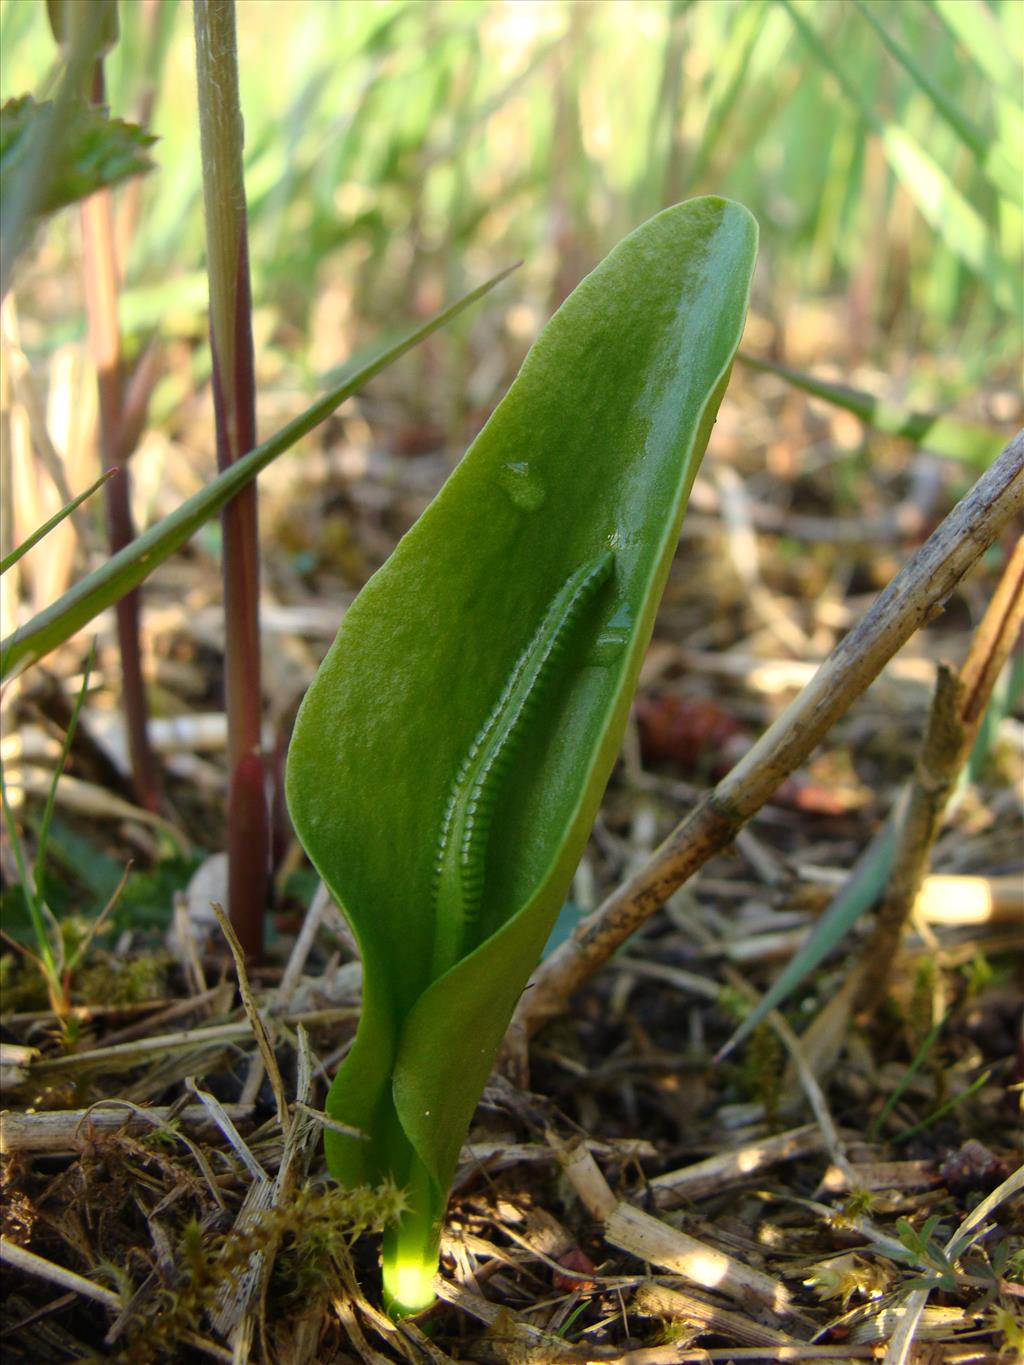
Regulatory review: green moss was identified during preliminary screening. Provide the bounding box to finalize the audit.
[75,952,171,1006]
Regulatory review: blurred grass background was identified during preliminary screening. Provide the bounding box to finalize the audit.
[3,0,1021,439]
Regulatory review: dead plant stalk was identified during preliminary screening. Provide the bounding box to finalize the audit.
[79,57,161,813]
[508,429,1024,1050]
[856,532,1024,1011]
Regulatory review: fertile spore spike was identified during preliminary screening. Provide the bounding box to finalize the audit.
[430,552,614,976]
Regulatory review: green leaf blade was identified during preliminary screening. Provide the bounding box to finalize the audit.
[0,468,116,578]
[737,353,1009,465]
[286,197,758,1309]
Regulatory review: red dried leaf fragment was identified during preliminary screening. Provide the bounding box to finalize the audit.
[635,693,746,772]
[552,1247,597,1293]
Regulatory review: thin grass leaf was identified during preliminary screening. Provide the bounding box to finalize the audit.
[944,1164,1024,1263]
[853,0,1019,203]
[33,644,95,913]
[0,768,59,986]
[64,858,132,975]
[686,0,766,190]
[967,649,1024,782]
[868,1013,945,1140]
[778,0,1021,316]
[0,264,517,677]
[717,799,903,1061]
[0,468,116,577]
[0,646,93,998]
[929,0,1022,96]
[719,619,1022,1063]
[892,1068,991,1145]
[882,125,1019,313]
[738,353,1006,464]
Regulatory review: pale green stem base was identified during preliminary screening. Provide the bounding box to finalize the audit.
[381,1154,443,1317]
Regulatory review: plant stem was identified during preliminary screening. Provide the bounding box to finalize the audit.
[855,533,1024,1012]
[194,0,267,959]
[80,62,161,814]
[507,430,1024,1054]
[381,1152,442,1317]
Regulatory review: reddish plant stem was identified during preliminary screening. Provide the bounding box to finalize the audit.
[211,249,267,963]
[195,0,267,960]
[79,63,161,813]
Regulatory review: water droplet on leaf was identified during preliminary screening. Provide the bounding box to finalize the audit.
[498,461,546,512]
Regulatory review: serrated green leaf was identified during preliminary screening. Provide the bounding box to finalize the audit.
[0,94,156,219]
[286,198,758,1313]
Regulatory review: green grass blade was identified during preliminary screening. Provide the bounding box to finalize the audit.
[869,1013,945,1140]
[719,639,1018,1061]
[778,0,1020,315]
[967,649,1024,783]
[880,124,1020,314]
[686,0,766,189]
[892,1067,990,1145]
[0,645,94,1001]
[33,645,94,911]
[717,803,902,1061]
[737,353,1007,464]
[0,764,60,984]
[930,0,1021,95]
[0,468,116,577]
[853,0,1018,203]
[0,264,517,677]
